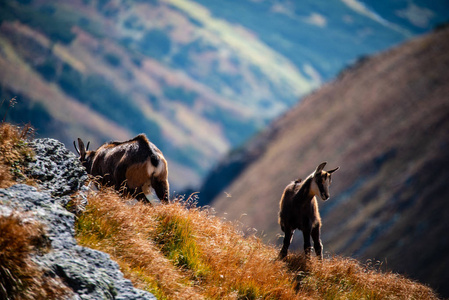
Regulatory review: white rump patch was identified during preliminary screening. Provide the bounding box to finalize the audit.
[155,156,165,176]
[146,162,156,177]
[147,154,165,177]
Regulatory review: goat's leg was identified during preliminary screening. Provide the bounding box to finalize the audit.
[115,165,127,191]
[302,227,313,256]
[151,177,169,203]
[279,228,294,259]
[311,226,323,260]
[142,182,161,206]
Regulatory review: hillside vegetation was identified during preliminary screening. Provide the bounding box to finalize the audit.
[205,25,449,296]
[0,212,70,299]
[0,121,440,299]
[0,119,34,188]
[74,186,439,299]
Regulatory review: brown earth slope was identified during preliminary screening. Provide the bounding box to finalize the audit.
[209,26,449,296]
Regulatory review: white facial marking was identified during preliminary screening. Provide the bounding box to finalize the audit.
[310,175,321,196]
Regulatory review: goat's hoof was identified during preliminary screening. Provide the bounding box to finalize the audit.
[305,247,314,255]
[278,251,287,260]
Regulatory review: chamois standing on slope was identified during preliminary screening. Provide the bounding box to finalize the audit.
[278,162,339,259]
[74,134,169,205]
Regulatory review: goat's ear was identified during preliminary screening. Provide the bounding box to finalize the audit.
[77,138,87,159]
[314,162,327,175]
[328,166,340,174]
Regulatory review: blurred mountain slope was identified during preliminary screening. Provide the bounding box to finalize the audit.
[206,25,449,297]
[0,0,448,189]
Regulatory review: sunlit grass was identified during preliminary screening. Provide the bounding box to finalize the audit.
[0,212,69,299]
[74,186,439,299]
[0,118,35,188]
[74,188,298,299]
[286,253,438,300]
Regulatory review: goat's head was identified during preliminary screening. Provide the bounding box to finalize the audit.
[312,162,339,201]
[74,138,95,172]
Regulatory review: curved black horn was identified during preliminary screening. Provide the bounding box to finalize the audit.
[86,141,90,151]
[73,140,80,155]
[328,166,340,174]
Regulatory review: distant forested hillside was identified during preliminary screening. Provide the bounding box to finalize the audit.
[1,0,448,189]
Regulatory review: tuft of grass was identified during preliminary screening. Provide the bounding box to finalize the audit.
[75,187,440,299]
[75,187,298,299]
[155,210,210,280]
[75,187,202,299]
[0,212,69,299]
[285,253,439,300]
[0,121,35,188]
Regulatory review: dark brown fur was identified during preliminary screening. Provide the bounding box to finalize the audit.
[278,162,339,259]
[75,134,169,203]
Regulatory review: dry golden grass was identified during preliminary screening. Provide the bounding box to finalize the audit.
[75,188,298,299]
[0,121,68,298]
[0,121,34,188]
[286,253,439,300]
[0,213,70,299]
[75,187,440,300]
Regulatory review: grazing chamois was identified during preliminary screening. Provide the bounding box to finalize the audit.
[278,162,339,259]
[74,134,169,205]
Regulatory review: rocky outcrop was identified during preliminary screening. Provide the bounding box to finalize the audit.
[0,138,155,300]
[25,138,87,197]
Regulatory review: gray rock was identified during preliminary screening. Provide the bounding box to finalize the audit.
[0,185,155,300]
[1,138,156,300]
[26,138,88,197]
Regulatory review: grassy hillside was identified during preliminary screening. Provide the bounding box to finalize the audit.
[0,122,440,299]
[206,25,449,297]
[73,186,440,299]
